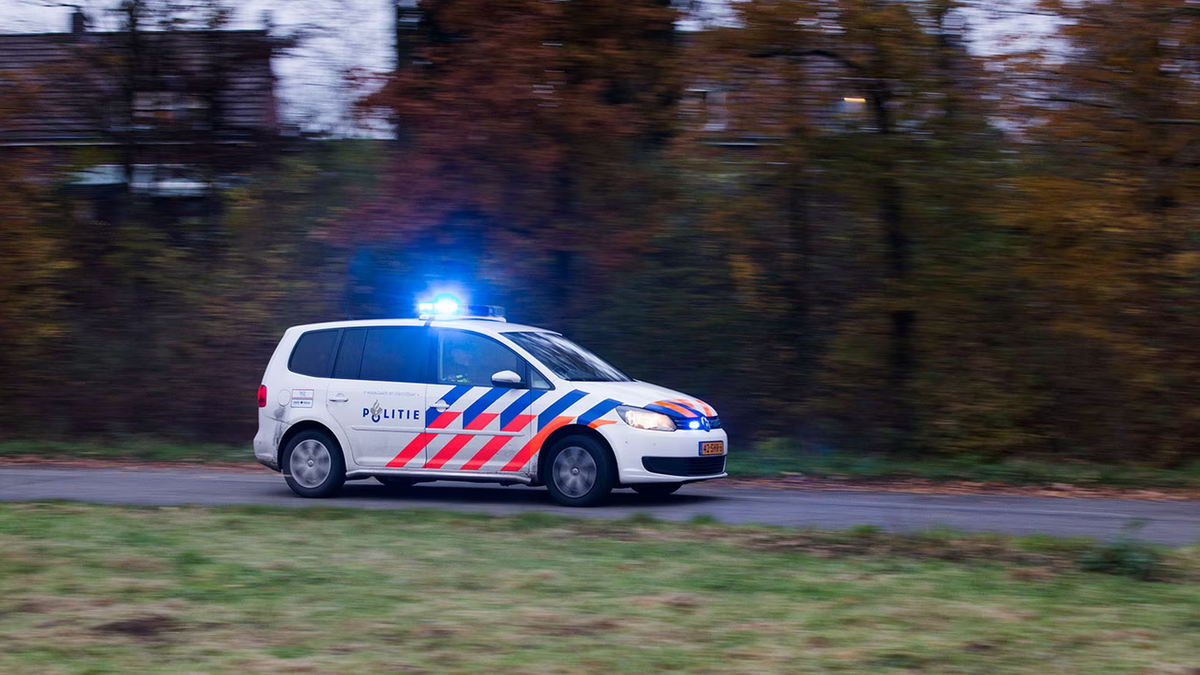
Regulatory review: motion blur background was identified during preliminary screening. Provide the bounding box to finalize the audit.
[1,0,1197,468]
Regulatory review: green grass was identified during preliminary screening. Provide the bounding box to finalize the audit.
[0,438,247,464]
[726,439,1200,489]
[1,503,1198,674]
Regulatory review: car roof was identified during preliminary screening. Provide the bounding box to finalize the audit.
[285,318,558,338]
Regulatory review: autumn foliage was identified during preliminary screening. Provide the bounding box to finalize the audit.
[1,0,1198,467]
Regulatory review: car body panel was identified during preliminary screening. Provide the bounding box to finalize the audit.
[255,318,727,487]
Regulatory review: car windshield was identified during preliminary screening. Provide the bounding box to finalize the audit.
[505,332,632,382]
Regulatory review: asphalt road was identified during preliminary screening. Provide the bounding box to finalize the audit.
[2,466,1198,545]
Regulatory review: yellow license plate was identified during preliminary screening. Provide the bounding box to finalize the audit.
[699,441,725,456]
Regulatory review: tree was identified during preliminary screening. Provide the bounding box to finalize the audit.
[681,0,1003,452]
[0,72,70,430]
[0,1,353,441]
[990,0,1200,464]
[356,0,683,331]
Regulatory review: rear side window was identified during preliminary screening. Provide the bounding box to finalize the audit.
[288,330,339,378]
[332,328,367,380]
[360,327,425,383]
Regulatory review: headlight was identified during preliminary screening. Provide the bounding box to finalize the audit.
[616,406,675,432]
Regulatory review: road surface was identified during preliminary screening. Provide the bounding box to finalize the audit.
[1,466,1197,545]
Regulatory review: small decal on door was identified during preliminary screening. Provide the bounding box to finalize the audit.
[291,389,314,408]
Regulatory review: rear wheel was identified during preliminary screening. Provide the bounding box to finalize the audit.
[282,430,345,498]
[544,435,614,507]
[632,482,683,497]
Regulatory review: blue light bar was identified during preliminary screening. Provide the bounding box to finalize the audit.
[416,294,506,321]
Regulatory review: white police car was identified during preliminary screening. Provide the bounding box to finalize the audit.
[254,299,727,506]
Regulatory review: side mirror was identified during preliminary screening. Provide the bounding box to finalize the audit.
[491,370,524,388]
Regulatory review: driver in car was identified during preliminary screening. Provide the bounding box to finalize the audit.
[445,345,485,385]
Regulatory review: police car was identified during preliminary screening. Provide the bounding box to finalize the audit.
[254,298,727,506]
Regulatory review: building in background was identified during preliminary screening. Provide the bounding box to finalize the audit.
[0,9,279,222]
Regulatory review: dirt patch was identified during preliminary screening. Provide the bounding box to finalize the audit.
[741,530,1071,570]
[412,624,458,640]
[94,614,184,641]
[632,593,702,610]
[542,618,622,636]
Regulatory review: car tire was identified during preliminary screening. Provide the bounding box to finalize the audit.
[282,429,345,498]
[544,435,614,507]
[631,482,683,497]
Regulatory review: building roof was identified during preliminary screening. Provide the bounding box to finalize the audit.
[0,28,277,146]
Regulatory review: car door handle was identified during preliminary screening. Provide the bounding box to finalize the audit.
[432,400,449,411]
[328,394,349,403]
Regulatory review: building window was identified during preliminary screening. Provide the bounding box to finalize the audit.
[133,91,208,130]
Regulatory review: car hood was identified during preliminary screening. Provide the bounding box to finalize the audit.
[568,380,717,418]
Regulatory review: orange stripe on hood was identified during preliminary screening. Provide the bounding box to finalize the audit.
[654,400,699,418]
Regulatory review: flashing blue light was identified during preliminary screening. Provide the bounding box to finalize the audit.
[418,294,462,318]
[688,420,700,430]
[433,294,460,316]
[417,293,507,321]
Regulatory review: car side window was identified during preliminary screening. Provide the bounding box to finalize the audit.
[359,327,426,383]
[288,329,339,378]
[438,330,525,387]
[332,328,367,380]
[529,368,551,390]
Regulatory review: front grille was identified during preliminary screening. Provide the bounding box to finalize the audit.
[671,416,722,430]
[642,456,726,477]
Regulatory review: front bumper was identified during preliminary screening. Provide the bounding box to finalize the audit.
[598,425,729,484]
[641,455,726,477]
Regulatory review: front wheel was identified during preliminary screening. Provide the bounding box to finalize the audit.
[544,435,614,507]
[282,429,345,498]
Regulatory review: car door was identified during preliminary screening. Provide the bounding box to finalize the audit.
[324,326,429,469]
[421,329,547,475]
[283,328,339,419]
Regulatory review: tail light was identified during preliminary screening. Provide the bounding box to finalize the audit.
[257,384,267,408]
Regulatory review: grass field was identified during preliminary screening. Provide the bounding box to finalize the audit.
[0,439,248,464]
[1,504,1198,674]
